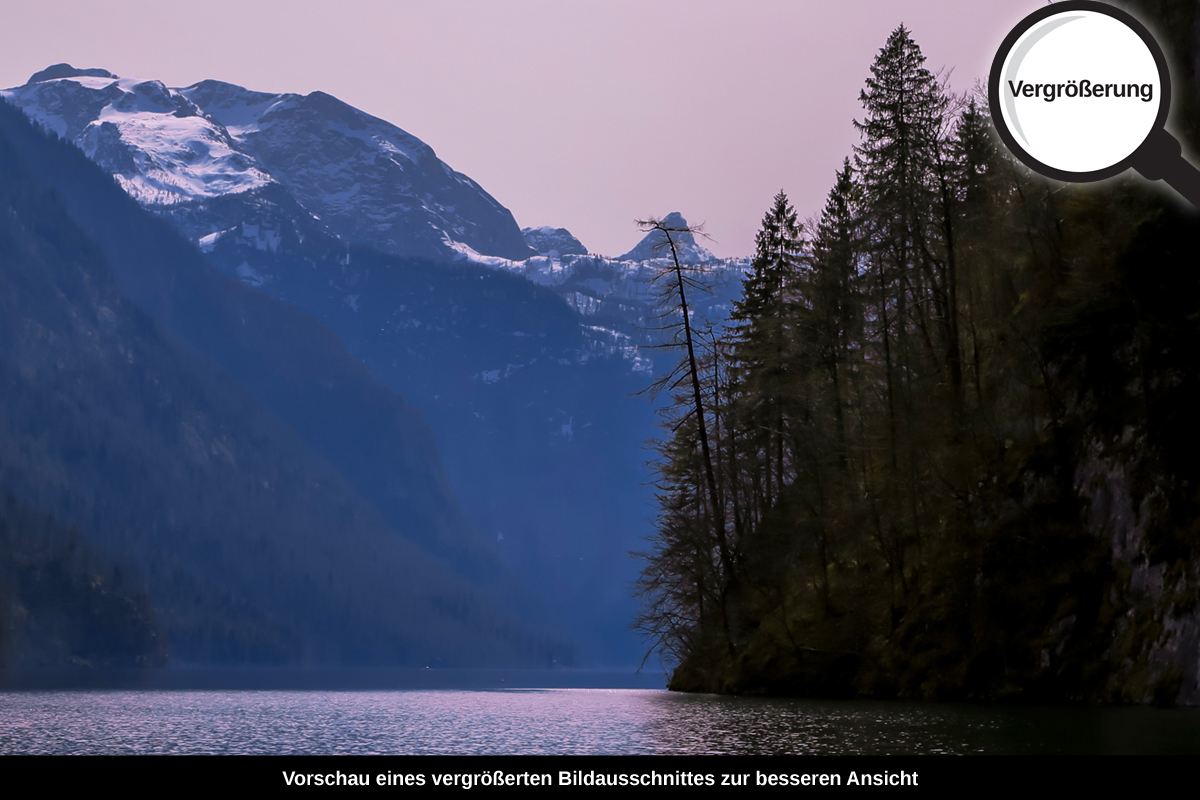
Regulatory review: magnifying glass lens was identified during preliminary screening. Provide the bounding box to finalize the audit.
[997,10,1161,174]
[993,1,1200,207]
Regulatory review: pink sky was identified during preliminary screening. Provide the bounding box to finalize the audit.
[2,1,1051,257]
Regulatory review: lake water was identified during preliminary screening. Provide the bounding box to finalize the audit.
[3,681,1199,754]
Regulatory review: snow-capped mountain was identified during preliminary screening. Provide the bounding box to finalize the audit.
[181,80,533,260]
[3,66,737,317]
[1,67,272,206]
[2,65,533,261]
[3,65,750,394]
[3,66,752,666]
[473,213,745,344]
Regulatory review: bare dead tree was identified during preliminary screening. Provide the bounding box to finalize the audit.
[636,216,739,655]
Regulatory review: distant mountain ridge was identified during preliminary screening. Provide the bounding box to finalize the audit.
[1,66,534,262]
[2,66,747,667]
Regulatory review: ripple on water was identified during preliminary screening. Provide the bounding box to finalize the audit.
[1,688,1198,755]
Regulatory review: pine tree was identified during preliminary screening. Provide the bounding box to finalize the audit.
[805,159,861,468]
[852,25,958,597]
[948,97,1007,408]
[854,24,942,239]
[854,24,953,399]
[728,191,804,511]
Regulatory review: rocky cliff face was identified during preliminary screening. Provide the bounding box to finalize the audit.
[522,226,589,257]
[1075,444,1200,705]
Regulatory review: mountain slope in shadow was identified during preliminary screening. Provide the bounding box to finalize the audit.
[0,100,569,669]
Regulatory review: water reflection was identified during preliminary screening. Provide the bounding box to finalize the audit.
[1,688,1197,755]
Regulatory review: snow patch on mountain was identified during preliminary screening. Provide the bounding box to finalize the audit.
[3,65,751,385]
[1,73,273,205]
[4,67,533,261]
[180,81,533,261]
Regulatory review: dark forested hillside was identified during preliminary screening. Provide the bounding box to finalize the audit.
[0,100,570,672]
[0,495,166,672]
[636,7,1200,705]
[0,101,499,577]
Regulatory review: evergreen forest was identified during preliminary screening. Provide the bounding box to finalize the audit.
[635,13,1200,705]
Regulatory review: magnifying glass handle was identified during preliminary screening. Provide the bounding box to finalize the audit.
[1131,128,1200,209]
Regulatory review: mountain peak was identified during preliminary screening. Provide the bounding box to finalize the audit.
[658,211,689,229]
[522,226,587,258]
[27,64,117,85]
[618,212,715,263]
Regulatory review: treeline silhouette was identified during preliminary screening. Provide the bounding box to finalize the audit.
[637,12,1200,705]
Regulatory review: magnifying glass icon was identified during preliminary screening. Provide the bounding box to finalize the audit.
[989,0,1200,207]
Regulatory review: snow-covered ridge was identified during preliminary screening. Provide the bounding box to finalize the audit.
[3,65,532,261]
[443,210,747,383]
[457,212,742,304]
[1,74,272,205]
[452,230,748,369]
[4,66,751,382]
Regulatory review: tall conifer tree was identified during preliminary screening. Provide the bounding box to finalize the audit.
[729,191,804,509]
[806,159,860,467]
[854,24,950,398]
